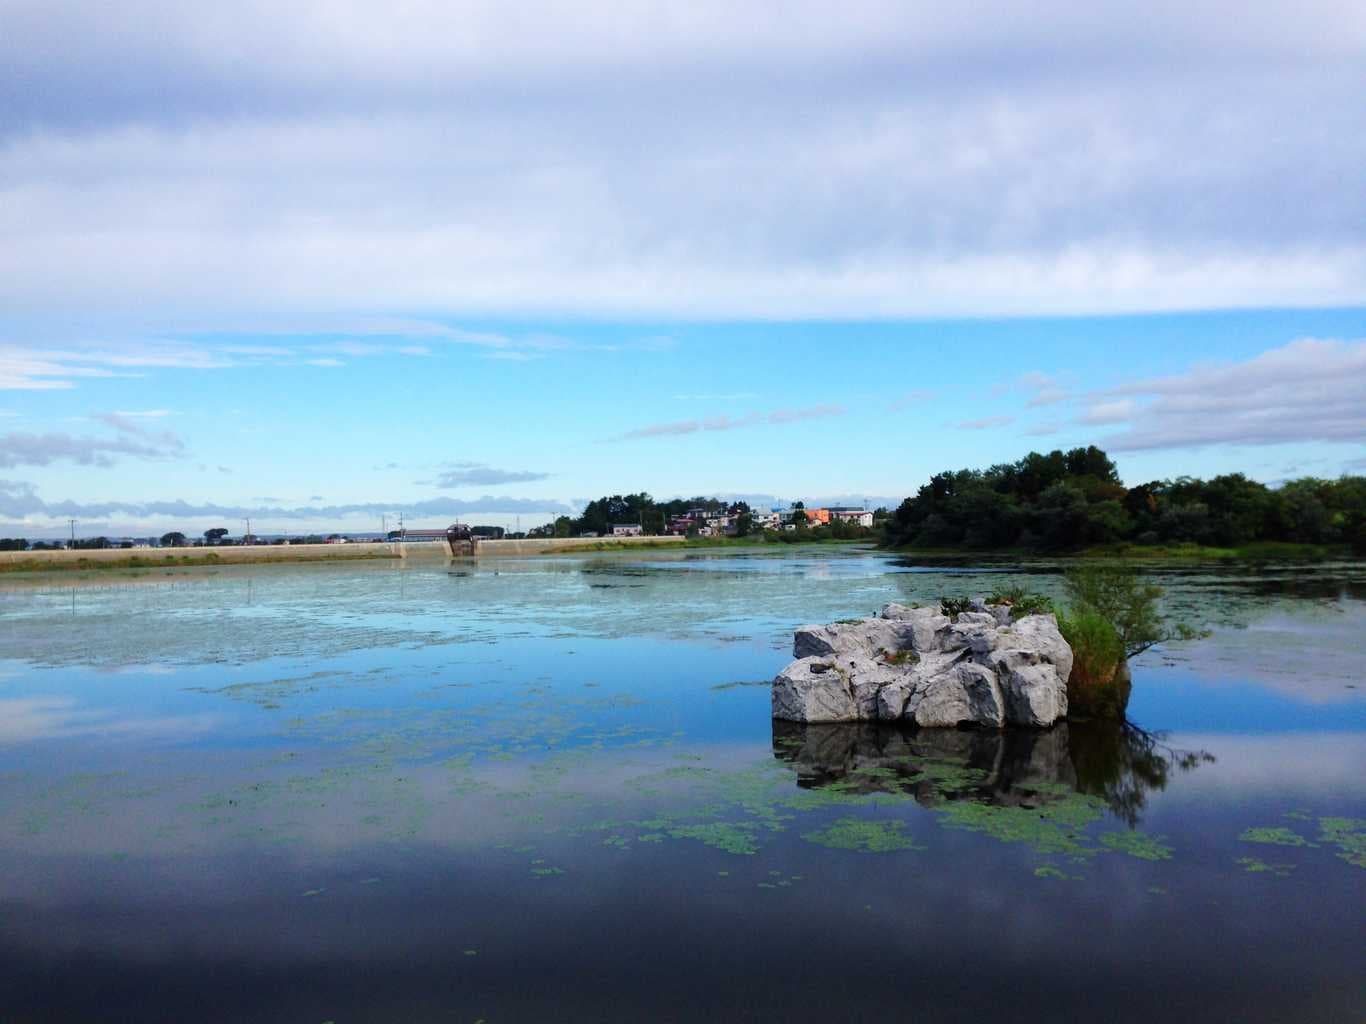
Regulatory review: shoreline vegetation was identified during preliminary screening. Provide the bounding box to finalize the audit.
[6,443,1363,575]
[886,540,1355,562]
[0,537,874,578]
[881,445,1365,556]
[3,533,1358,578]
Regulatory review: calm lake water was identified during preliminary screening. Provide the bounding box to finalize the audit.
[2,547,1363,1022]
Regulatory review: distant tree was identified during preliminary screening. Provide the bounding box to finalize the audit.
[160,531,188,548]
[204,527,229,545]
[0,538,28,551]
[791,508,808,526]
[878,446,1365,553]
[735,511,753,537]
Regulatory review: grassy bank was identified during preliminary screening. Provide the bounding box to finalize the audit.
[885,540,1354,562]
[0,548,401,575]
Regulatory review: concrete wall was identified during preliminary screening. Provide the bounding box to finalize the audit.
[0,534,685,571]
[0,542,400,569]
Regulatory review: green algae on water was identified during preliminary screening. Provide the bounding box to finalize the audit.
[1238,826,1315,847]
[1317,817,1366,868]
[1236,856,1296,877]
[801,817,922,853]
[665,822,760,855]
[1099,829,1173,861]
[1033,864,1082,881]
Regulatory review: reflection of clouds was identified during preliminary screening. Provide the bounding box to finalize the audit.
[1166,732,1366,793]
[97,663,179,678]
[1139,603,1366,705]
[0,697,219,744]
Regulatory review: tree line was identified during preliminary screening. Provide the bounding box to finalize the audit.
[527,493,880,541]
[883,446,1366,552]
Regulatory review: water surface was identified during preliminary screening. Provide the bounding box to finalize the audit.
[2,549,1363,1022]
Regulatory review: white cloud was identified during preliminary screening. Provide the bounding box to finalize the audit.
[0,482,576,529]
[617,404,846,440]
[432,464,551,487]
[1005,371,1073,407]
[1080,399,1137,425]
[955,415,1014,430]
[1096,338,1366,451]
[2,3,1364,319]
[0,430,183,468]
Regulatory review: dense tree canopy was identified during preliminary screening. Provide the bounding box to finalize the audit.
[884,446,1366,552]
[530,493,738,537]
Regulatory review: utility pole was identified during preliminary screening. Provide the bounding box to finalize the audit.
[382,514,387,542]
[244,517,251,545]
[69,519,76,549]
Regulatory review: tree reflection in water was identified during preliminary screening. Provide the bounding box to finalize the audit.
[772,719,1213,826]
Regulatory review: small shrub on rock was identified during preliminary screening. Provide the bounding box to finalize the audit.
[986,583,1055,619]
[940,596,973,619]
[1058,608,1129,718]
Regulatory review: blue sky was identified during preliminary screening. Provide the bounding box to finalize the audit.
[2,3,1364,535]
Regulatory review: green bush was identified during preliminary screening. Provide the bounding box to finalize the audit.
[1063,563,1206,658]
[939,596,973,619]
[986,583,1055,619]
[1058,608,1129,718]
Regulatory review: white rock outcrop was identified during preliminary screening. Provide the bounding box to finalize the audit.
[772,602,1073,728]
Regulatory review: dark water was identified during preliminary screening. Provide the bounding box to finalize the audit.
[1,549,1363,1022]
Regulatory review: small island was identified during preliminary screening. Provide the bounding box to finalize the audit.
[773,600,1073,728]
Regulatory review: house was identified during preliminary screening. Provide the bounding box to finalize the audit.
[611,524,643,537]
[827,507,875,528]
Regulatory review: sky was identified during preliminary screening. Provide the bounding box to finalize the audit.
[2,2,1364,537]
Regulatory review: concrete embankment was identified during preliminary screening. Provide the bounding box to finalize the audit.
[0,534,686,573]
[0,542,402,572]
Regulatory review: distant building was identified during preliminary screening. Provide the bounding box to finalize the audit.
[611,524,643,537]
[389,529,446,542]
[827,507,874,528]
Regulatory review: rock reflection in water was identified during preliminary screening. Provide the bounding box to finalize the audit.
[772,720,1211,825]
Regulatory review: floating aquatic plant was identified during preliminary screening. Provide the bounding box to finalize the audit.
[801,817,922,853]
[1238,826,1315,847]
[1317,817,1366,868]
[1235,857,1295,877]
[1099,829,1173,861]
